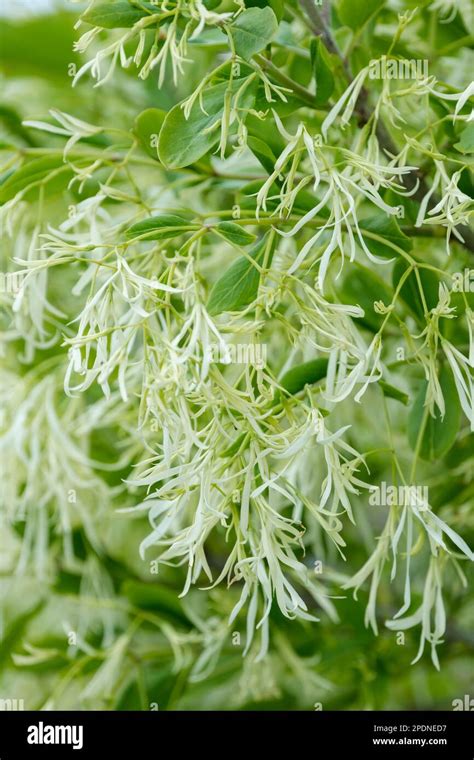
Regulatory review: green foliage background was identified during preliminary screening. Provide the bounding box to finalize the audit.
[0,0,473,711]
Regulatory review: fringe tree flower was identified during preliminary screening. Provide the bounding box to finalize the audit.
[1,0,474,709]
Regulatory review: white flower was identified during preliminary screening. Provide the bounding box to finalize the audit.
[321,66,370,140]
[24,110,102,163]
[416,162,473,254]
[386,556,447,670]
[430,80,474,118]
[443,340,474,431]
[0,373,113,577]
[256,117,415,285]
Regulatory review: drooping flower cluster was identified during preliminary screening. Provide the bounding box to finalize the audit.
[1,2,473,700]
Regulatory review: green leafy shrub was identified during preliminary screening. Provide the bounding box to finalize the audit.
[0,0,473,710]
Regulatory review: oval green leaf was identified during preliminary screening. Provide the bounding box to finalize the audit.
[279,358,329,396]
[82,2,148,28]
[207,232,274,315]
[214,222,256,246]
[158,77,257,169]
[408,365,461,461]
[340,265,393,332]
[134,108,166,160]
[359,215,413,259]
[230,7,279,60]
[310,37,335,106]
[125,214,197,241]
[0,155,72,203]
[337,0,384,30]
[243,0,284,22]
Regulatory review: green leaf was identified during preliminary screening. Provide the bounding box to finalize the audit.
[214,222,256,246]
[379,380,409,406]
[230,7,279,60]
[243,0,284,22]
[82,2,148,28]
[246,111,285,157]
[279,358,329,396]
[207,232,274,315]
[337,0,385,30]
[340,265,393,332]
[134,108,166,160]
[125,214,197,241]
[289,53,313,88]
[158,77,257,169]
[408,365,461,461]
[0,156,73,203]
[455,123,474,154]
[392,259,440,321]
[247,135,278,174]
[310,38,335,106]
[440,288,474,341]
[431,7,471,48]
[359,215,413,259]
[121,580,190,627]
[458,167,474,199]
